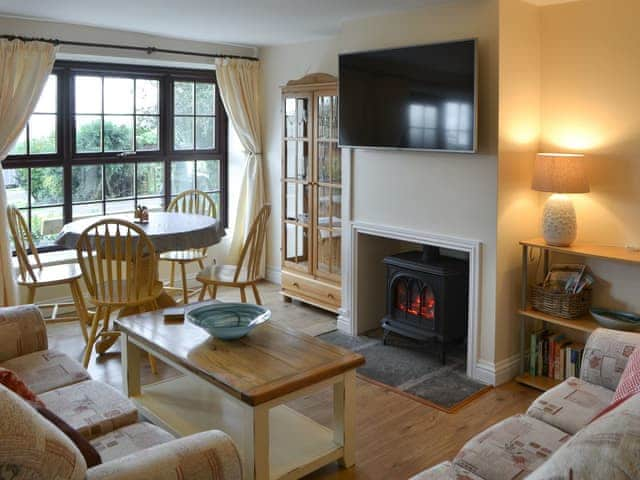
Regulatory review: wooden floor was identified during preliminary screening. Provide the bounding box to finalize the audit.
[294,380,537,479]
[47,284,539,480]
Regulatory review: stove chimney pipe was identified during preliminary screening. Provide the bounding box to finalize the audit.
[421,245,440,262]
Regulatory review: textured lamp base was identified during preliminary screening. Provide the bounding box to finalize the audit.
[542,194,577,247]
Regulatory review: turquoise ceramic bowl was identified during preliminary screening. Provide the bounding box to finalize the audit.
[590,307,640,331]
[187,303,271,340]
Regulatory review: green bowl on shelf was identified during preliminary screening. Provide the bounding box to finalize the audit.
[590,307,640,331]
[187,303,271,340]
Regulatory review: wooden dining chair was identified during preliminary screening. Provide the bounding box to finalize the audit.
[197,204,271,304]
[7,205,89,341]
[76,218,162,370]
[160,189,218,305]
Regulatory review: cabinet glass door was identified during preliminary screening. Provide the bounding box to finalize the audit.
[283,93,312,273]
[314,93,341,282]
[284,96,310,181]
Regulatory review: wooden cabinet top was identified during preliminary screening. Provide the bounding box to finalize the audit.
[281,73,337,92]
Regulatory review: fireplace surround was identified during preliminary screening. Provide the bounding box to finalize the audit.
[381,245,469,364]
[340,221,482,381]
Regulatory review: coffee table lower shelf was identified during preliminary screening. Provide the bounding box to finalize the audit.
[134,375,342,480]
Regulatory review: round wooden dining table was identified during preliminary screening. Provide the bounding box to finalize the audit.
[56,211,224,313]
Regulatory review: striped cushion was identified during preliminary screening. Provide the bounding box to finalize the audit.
[612,346,640,403]
[591,347,640,423]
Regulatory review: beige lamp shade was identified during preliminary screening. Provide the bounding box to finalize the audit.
[532,153,590,194]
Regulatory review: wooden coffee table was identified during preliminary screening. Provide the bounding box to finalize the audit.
[115,303,364,480]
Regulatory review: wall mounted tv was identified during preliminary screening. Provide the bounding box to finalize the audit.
[339,39,477,153]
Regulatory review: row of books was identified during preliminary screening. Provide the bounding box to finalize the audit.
[529,330,585,380]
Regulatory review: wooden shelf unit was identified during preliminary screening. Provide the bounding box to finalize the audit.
[518,308,598,333]
[280,73,342,313]
[520,238,640,265]
[517,238,640,391]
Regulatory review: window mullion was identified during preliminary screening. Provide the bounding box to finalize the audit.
[25,119,30,156]
[164,76,172,204]
[134,162,138,208]
[133,78,137,152]
[101,77,105,154]
[27,168,32,232]
[102,164,106,216]
[63,67,73,224]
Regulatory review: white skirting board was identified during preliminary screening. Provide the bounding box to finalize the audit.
[474,353,521,386]
[266,265,282,285]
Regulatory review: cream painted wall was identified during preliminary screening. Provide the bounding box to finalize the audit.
[340,0,499,365]
[539,0,640,313]
[259,37,340,280]
[260,0,502,366]
[496,0,542,362]
[0,16,252,303]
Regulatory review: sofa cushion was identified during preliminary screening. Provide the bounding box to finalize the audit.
[580,327,640,390]
[453,414,570,480]
[31,400,102,468]
[39,380,138,440]
[526,377,614,434]
[527,392,640,480]
[0,383,86,479]
[91,422,175,463]
[410,461,484,480]
[0,304,48,362]
[87,430,242,480]
[0,348,90,394]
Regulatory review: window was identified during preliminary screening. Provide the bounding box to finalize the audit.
[2,62,228,249]
[74,76,161,153]
[173,81,216,150]
[4,167,64,245]
[10,75,59,156]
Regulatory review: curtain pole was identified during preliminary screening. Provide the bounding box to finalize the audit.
[0,34,258,61]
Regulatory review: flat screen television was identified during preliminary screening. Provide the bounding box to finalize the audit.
[338,39,477,153]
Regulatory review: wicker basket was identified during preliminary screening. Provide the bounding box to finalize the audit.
[530,284,592,319]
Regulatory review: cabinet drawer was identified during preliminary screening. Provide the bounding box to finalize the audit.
[282,271,341,308]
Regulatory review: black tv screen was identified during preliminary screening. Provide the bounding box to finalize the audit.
[339,39,477,152]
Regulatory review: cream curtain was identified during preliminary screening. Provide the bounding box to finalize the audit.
[0,39,57,306]
[215,58,266,271]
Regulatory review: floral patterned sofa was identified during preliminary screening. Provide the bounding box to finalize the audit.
[0,304,242,479]
[411,328,640,480]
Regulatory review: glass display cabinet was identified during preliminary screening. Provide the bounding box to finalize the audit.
[281,74,341,313]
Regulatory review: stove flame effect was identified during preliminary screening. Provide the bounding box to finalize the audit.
[395,279,435,319]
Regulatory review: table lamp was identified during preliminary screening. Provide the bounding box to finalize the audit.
[532,153,589,247]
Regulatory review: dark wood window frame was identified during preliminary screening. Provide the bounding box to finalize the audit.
[2,60,228,252]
